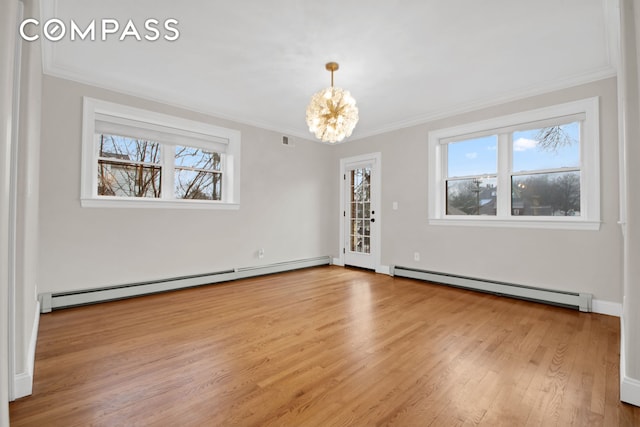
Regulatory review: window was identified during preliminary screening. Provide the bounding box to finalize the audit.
[82,97,241,209]
[97,135,162,198]
[446,135,498,216]
[511,122,580,217]
[174,146,223,200]
[429,97,600,230]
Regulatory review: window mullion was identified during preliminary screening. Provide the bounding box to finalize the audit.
[162,144,175,200]
[215,153,224,203]
[91,134,101,198]
[96,158,161,168]
[496,133,511,217]
[218,161,224,203]
[511,166,580,177]
[440,143,447,217]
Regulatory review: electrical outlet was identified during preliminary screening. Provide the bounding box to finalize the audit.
[258,248,265,259]
[413,252,420,261]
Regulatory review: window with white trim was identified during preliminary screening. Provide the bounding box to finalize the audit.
[428,97,600,230]
[82,97,241,209]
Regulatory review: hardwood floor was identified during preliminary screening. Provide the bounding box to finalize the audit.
[9,266,640,426]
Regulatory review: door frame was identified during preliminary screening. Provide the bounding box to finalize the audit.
[338,152,381,271]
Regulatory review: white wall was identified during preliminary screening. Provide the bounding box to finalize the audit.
[12,0,42,399]
[332,78,622,304]
[38,76,335,294]
[619,0,640,406]
[1,0,19,422]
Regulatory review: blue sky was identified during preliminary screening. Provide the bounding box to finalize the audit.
[447,135,497,177]
[447,122,580,178]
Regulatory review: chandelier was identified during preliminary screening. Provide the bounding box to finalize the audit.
[306,62,359,143]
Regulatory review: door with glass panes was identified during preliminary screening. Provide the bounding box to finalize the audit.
[344,163,376,269]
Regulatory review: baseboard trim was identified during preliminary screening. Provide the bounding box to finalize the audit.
[234,257,329,279]
[621,376,640,407]
[376,265,391,275]
[621,315,640,407]
[13,301,39,399]
[331,259,388,274]
[13,373,32,400]
[40,257,331,312]
[592,299,622,317]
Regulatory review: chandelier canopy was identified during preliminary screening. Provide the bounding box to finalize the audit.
[306,62,359,143]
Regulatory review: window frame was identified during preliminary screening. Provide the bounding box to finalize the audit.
[81,97,241,209]
[428,97,600,230]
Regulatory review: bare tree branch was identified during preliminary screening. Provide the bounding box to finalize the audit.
[535,126,576,152]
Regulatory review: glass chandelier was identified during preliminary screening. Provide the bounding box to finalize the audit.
[306,62,359,143]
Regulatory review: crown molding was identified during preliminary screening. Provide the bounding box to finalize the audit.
[349,65,617,141]
[41,59,316,142]
[41,52,616,146]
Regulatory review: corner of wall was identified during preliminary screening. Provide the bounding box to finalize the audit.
[620,311,640,407]
[13,301,39,399]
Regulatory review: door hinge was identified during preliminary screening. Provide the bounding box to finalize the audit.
[343,248,345,254]
[343,211,345,217]
[344,174,346,180]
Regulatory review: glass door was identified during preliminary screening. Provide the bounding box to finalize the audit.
[344,164,375,269]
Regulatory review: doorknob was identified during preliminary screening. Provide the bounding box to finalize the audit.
[371,218,375,223]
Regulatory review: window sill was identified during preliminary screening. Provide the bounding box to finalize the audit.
[429,217,601,231]
[81,197,240,210]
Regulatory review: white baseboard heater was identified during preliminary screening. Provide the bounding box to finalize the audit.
[39,256,331,313]
[392,266,592,312]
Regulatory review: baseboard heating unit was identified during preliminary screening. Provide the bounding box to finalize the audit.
[39,256,331,313]
[392,266,592,312]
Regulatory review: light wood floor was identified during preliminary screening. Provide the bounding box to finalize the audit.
[9,266,640,426]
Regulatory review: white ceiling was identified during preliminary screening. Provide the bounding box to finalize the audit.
[40,0,617,142]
